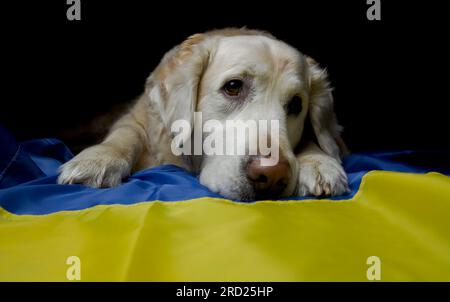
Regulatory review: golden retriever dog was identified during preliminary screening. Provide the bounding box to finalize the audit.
[58,28,349,200]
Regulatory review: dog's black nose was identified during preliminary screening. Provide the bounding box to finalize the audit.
[246,156,290,197]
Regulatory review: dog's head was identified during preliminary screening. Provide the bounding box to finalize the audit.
[146,28,344,200]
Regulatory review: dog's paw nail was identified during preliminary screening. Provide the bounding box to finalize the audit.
[324,183,331,195]
[314,184,322,196]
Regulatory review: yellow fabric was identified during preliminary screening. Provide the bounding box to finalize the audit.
[1,171,450,281]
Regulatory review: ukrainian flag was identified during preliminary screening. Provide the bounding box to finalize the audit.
[1,124,449,281]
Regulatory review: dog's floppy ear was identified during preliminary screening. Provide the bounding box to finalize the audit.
[146,33,210,132]
[306,56,348,162]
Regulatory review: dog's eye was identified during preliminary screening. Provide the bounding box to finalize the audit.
[286,95,303,115]
[223,79,243,96]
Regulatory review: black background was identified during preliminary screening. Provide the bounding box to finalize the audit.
[1,1,449,154]
[1,282,446,299]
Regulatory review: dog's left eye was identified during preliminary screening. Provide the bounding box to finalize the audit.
[286,95,303,115]
[223,79,243,96]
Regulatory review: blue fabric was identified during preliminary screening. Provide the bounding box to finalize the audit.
[0,125,448,215]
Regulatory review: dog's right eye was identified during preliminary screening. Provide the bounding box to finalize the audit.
[286,95,303,115]
[223,79,243,96]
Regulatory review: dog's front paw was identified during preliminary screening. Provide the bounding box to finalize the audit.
[297,154,349,197]
[57,145,130,188]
